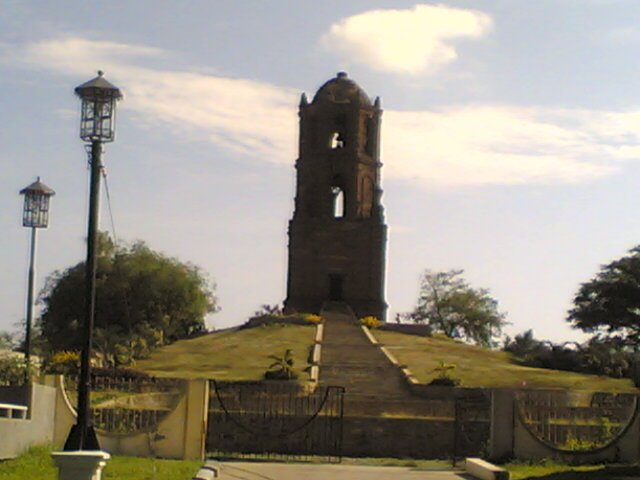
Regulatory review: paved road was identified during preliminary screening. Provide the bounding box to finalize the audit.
[214,462,474,480]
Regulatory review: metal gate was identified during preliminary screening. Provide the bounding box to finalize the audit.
[453,392,491,461]
[207,380,344,462]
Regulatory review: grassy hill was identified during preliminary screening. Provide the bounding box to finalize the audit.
[135,321,637,392]
[136,323,316,381]
[374,330,637,392]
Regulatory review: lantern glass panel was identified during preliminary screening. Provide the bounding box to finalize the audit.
[23,192,50,228]
[80,97,116,142]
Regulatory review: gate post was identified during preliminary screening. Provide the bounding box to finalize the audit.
[489,389,515,461]
[183,379,209,460]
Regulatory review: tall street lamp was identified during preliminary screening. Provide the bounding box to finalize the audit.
[19,178,55,375]
[64,71,122,451]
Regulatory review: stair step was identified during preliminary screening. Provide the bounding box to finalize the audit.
[318,305,412,403]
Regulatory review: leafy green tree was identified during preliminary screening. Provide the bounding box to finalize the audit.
[503,329,547,360]
[37,233,218,365]
[0,331,15,350]
[568,245,640,348]
[405,269,507,347]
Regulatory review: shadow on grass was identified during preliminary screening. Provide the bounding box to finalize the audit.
[522,465,640,479]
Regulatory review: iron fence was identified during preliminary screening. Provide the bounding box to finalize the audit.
[453,392,491,461]
[516,390,638,452]
[207,380,344,462]
[64,374,184,434]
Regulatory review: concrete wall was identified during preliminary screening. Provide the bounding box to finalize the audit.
[0,383,56,459]
[51,376,208,460]
[489,388,640,464]
[342,417,455,459]
[46,371,640,463]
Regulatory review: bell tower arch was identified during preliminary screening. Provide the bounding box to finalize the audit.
[284,72,388,319]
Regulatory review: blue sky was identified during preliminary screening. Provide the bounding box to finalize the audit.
[3,0,640,343]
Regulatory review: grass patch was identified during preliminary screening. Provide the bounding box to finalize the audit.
[0,445,201,480]
[505,460,640,479]
[373,331,637,392]
[136,324,316,381]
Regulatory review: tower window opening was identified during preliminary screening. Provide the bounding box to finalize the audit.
[331,186,344,218]
[330,132,345,149]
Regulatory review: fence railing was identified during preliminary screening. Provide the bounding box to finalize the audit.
[207,380,344,462]
[63,375,185,434]
[516,391,638,452]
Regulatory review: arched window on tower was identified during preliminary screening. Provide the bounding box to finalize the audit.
[331,186,345,218]
[329,114,347,150]
[330,131,345,149]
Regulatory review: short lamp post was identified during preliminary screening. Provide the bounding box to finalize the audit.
[19,178,55,375]
[64,71,122,451]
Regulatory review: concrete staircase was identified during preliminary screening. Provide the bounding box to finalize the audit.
[319,302,442,417]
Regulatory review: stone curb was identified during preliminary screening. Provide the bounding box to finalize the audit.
[192,461,220,479]
[309,323,324,383]
[361,326,421,385]
[465,458,510,480]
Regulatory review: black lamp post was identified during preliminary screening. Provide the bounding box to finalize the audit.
[19,178,55,375]
[65,71,122,451]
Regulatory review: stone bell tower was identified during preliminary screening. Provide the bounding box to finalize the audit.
[284,72,387,320]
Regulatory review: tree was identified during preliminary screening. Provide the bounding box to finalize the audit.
[568,245,640,348]
[405,269,507,347]
[37,233,218,365]
[0,331,15,351]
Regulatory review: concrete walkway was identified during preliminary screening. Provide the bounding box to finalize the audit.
[215,462,474,480]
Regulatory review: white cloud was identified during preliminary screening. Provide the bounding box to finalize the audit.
[384,106,640,186]
[13,37,300,163]
[320,4,493,75]
[6,36,640,187]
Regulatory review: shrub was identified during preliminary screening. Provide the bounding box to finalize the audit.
[264,349,298,380]
[242,306,322,329]
[43,350,80,375]
[429,360,460,387]
[360,316,382,329]
[0,356,29,386]
[301,313,321,324]
[90,367,151,380]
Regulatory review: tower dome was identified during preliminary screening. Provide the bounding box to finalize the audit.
[312,72,372,106]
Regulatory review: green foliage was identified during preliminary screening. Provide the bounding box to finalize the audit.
[560,433,602,452]
[243,304,322,328]
[301,313,322,324]
[404,269,507,347]
[429,359,460,386]
[0,331,15,350]
[0,444,201,480]
[0,356,29,386]
[43,350,80,375]
[264,348,298,380]
[568,245,640,347]
[37,233,218,366]
[360,316,382,329]
[504,330,633,379]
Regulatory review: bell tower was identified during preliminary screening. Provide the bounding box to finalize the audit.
[284,72,388,320]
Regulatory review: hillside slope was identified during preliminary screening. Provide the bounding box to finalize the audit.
[135,323,316,381]
[374,330,637,392]
[134,321,636,392]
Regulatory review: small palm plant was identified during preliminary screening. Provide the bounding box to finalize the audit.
[264,348,298,380]
[430,360,460,386]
